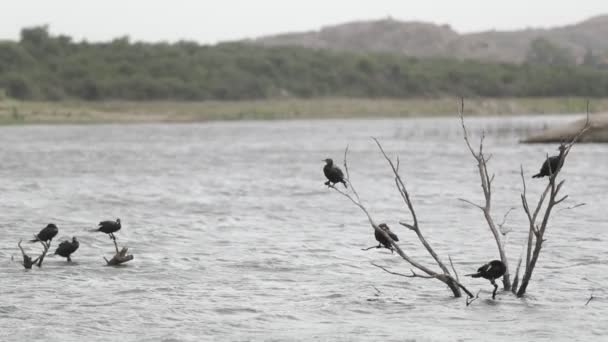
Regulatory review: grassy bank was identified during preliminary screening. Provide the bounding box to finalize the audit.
[0,97,606,125]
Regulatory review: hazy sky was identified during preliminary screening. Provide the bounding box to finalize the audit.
[2,0,607,44]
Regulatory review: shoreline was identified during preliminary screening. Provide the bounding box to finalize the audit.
[0,97,606,125]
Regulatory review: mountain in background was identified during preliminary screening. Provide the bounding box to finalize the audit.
[247,15,608,64]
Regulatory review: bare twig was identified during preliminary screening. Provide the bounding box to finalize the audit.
[585,292,594,306]
[448,255,459,282]
[458,198,484,210]
[371,263,435,279]
[466,290,482,306]
[558,203,586,212]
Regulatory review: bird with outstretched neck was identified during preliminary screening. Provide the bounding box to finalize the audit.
[30,223,59,245]
[323,158,347,188]
[374,223,399,252]
[92,218,121,241]
[467,260,506,299]
[54,237,79,262]
[532,145,566,178]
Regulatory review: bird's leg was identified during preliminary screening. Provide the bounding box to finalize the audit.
[491,279,498,299]
[67,256,72,262]
[111,234,120,254]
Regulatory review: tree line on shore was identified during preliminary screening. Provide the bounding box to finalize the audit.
[1,26,608,101]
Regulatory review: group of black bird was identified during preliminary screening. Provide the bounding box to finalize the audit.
[322,145,565,298]
[29,218,122,262]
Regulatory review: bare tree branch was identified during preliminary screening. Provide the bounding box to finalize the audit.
[371,263,435,279]
[459,101,511,290]
[458,198,484,210]
[466,290,481,306]
[516,105,592,297]
[558,203,586,212]
[449,255,459,282]
[372,137,453,277]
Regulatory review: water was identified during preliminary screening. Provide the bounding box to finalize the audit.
[0,115,606,341]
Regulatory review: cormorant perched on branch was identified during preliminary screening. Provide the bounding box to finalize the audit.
[532,145,566,178]
[323,158,347,188]
[92,218,121,240]
[30,224,58,244]
[54,237,79,262]
[467,260,506,299]
[375,223,399,251]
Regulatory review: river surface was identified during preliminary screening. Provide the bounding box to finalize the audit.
[0,115,606,341]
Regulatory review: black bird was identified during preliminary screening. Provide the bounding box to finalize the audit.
[93,218,121,240]
[532,145,566,178]
[30,223,59,245]
[54,237,79,262]
[467,260,506,299]
[374,223,399,251]
[323,158,347,188]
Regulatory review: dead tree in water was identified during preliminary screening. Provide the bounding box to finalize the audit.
[330,142,474,298]
[103,234,134,266]
[459,99,513,291]
[17,239,51,269]
[513,113,591,297]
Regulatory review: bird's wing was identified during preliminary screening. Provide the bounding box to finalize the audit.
[335,167,345,179]
[477,263,490,273]
[55,241,69,253]
[99,221,112,228]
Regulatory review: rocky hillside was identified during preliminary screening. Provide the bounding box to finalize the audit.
[248,15,608,64]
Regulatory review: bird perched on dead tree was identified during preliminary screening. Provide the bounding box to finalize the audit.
[532,144,566,178]
[54,237,79,262]
[467,260,506,299]
[375,223,399,252]
[323,158,347,188]
[30,223,58,245]
[93,218,121,240]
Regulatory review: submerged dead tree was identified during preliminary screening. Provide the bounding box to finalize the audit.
[330,142,473,298]
[513,113,591,297]
[459,100,512,291]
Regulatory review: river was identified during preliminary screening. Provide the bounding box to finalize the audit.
[0,115,606,341]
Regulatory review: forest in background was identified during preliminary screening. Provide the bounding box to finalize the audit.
[1,26,608,102]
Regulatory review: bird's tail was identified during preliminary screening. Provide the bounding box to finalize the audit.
[532,173,542,178]
[466,273,482,278]
[29,238,39,243]
[341,180,348,188]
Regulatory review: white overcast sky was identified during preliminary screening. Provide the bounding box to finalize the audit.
[1,0,607,44]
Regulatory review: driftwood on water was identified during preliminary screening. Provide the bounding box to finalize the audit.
[103,234,134,266]
[17,239,50,269]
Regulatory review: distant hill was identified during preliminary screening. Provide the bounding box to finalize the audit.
[248,15,608,64]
